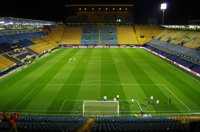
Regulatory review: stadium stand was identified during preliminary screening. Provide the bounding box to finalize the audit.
[144,44,200,73]
[100,25,118,45]
[60,26,83,44]
[1,3,200,131]
[28,42,57,54]
[135,25,163,44]
[147,39,200,61]
[19,39,35,47]
[0,17,57,76]
[156,29,200,50]
[0,115,87,132]
[69,10,133,24]
[28,38,45,44]
[7,48,37,64]
[91,117,191,132]
[0,32,46,44]
[81,25,99,45]
[2,54,21,65]
[48,25,65,43]
[1,114,199,132]
[117,25,139,44]
[0,55,16,71]
[0,43,13,54]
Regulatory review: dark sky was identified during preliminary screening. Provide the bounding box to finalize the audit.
[0,0,199,24]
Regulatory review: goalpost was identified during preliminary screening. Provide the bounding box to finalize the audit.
[83,100,119,116]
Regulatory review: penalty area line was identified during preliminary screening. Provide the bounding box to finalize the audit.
[136,100,143,112]
[162,84,191,112]
[59,99,83,112]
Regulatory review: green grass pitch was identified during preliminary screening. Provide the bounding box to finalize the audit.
[0,48,200,116]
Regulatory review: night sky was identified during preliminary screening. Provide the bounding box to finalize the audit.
[0,0,199,24]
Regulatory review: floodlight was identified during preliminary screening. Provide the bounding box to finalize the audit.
[161,3,167,10]
[160,3,167,25]
[116,19,121,23]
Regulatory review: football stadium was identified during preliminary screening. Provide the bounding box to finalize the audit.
[0,0,200,132]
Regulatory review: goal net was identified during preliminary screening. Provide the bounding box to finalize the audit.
[83,100,119,116]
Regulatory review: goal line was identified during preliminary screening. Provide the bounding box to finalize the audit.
[83,100,119,116]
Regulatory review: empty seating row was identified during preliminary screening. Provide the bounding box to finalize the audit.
[100,26,118,44]
[91,122,189,132]
[1,114,199,132]
[0,55,16,71]
[145,45,200,73]
[148,39,200,61]
[0,121,82,132]
[95,117,177,123]
[28,42,58,54]
[0,32,46,44]
[18,115,86,123]
[19,39,35,47]
[81,26,99,45]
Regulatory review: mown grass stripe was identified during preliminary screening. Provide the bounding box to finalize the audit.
[47,49,94,113]
[141,50,200,108]
[132,50,193,111]
[2,49,78,111]
[100,49,130,112]
[121,48,180,112]
[112,49,149,112]
[0,48,199,115]
[0,49,64,92]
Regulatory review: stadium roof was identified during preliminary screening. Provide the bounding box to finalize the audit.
[0,17,55,26]
[65,4,134,7]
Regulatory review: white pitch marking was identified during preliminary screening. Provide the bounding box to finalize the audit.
[59,99,83,112]
[162,84,191,111]
[13,84,40,110]
[136,100,143,112]
[59,100,66,112]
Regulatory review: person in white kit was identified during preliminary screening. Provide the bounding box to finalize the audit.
[131,99,135,105]
[156,100,159,106]
[150,96,153,101]
[104,96,107,101]
[116,95,119,100]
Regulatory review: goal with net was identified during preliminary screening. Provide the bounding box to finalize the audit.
[83,100,119,116]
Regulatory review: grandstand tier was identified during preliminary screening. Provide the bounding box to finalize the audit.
[117,25,139,44]
[61,26,83,44]
[0,55,16,71]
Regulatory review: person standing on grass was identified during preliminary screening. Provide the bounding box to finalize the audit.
[104,96,107,101]
[156,100,159,107]
[150,96,153,101]
[116,95,119,100]
[131,99,135,105]
[168,98,172,105]
[147,99,151,108]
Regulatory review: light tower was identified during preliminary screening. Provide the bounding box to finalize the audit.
[160,3,167,25]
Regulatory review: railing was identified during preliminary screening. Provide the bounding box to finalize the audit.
[2,110,200,117]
